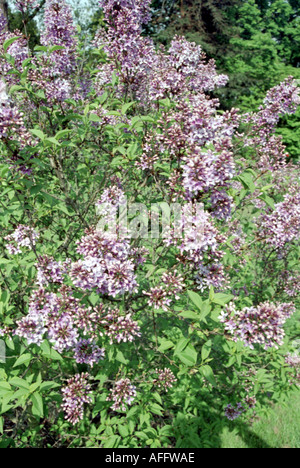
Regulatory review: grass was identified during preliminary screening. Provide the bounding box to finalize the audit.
[220,390,300,448]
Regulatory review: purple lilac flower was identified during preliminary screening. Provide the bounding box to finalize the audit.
[70,222,138,297]
[258,189,300,249]
[61,373,92,425]
[5,225,39,255]
[0,14,7,34]
[283,272,300,298]
[15,0,38,12]
[225,403,244,421]
[285,354,300,368]
[15,316,46,346]
[153,368,177,392]
[107,378,137,412]
[41,0,78,76]
[220,301,296,350]
[36,255,66,286]
[182,149,235,197]
[164,204,228,292]
[73,339,105,367]
[101,308,141,344]
[48,314,78,353]
[243,77,299,170]
[143,286,172,311]
[245,395,257,409]
[0,102,32,147]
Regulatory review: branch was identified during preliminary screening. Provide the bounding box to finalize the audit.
[28,0,46,21]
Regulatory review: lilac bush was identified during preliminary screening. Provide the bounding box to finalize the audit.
[0,0,299,448]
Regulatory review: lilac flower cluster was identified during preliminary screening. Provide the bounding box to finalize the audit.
[165,204,228,291]
[0,29,28,87]
[284,273,300,298]
[219,301,296,349]
[95,185,127,229]
[225,403,244,421]
[285,353,300,368]
[15,282,142,357]
[0,25,31,150]
[107,378,137,412]
[61,373,92,425]
[245,395,257,409]
[41,0,78,77]
[95,0,154,100]
[258,188,300,248]
[0,101,32,148]
[182,149,235,197]
[243,77,299,170]
[153,368,177,392]
[136,86,239,229]
[36,255,67,286]
[73,339,105,367]
[16,287,82,351]
[0,14,6,34]
[285,353,300,386]
[0,80,8,104]
[5,225,39,255]
[70,227,138,297]
[19,0,80,105]
[100,308,141,344]
[14,0,38,12]
[143,270,184,311]
[15,315,46,345]
[95,1,229,106]
[137,80,238,168]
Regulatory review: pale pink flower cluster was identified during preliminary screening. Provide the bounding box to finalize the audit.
[5,225,39,255]
[61,373,92,425]
[107,378,137,412]
[153,368,177,392]
[143,270,185,311]
[258,188,300,249]
[220,301,295,349]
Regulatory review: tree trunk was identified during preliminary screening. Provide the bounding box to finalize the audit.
[0,0,8,30]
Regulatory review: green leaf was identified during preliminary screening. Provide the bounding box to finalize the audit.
[13,354,32,368]
[174,338,189,355]
[201,340,212,361]
[9,377,30,390]
[150,403,164,416]
[259,194,275,209]
[45,137,60,146]
[237,173,256,193]
[199,301,212,322]
[30,129,45,140]
[34,45,48,52]
[158,339,174,352]
[121,102,135,115]
[30,392,44,418]
[0,382,11,392]
[118,425,129,438]
[179,311,200,320]
[89,113,102,122]
[49,45,65,53]
[212,293,234,306]
[201,365,217,387]
[174,340,197,366]
[55,130,70,140]
[3,37,20,52]
[116,350,129,365]
[39,381,60,391]
[187,290,203,311]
